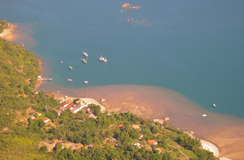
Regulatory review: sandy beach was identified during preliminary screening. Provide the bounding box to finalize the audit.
[37,83,244,160]
[53,93,106,112]
[201,139,219,157]
[0,24,19,41]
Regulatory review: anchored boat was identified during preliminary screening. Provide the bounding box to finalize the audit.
[83,52,88,57]
[69,66,73,70]
[99,55,107,62]
[103,57,107,63]
[84,78,88,84]
[81,58,87,64]
[99,55,104,61]
[68,79,72,82]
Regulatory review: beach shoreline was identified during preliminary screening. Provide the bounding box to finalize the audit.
[200,139,219,157]
[45,85,225,159]
[37,83,244,159]
[0,23,19,41]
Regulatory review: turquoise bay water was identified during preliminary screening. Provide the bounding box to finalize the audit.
[1,0,244,118]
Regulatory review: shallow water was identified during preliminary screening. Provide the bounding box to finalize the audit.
[2,0,243,118]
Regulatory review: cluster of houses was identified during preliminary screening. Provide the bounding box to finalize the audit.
[58,98,90,114]
[23,98,92,125]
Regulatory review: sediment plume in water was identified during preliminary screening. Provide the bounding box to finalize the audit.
[38,83,244,159]
[12,23,37,49]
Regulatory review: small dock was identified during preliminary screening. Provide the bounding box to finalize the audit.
[40,78,52,81]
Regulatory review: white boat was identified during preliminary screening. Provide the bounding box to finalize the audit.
[99,55,105,61]
[81,58,87,64]
[68,79,72,82]
[212,104,217,107]
[103,57,107,63]
[202,114,207,117]
[69,66,73,70]
[83,52,88,57]
[84,78,88,84]
[99,55,107,62]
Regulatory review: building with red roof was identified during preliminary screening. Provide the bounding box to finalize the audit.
[117,124,124,128]
[65,103,75,109]
[58,99,64,103]
[42,118,49,123]
[147,140,158,145]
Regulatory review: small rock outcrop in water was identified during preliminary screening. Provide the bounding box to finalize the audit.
[132,6,141,9]
[19,43,24,47]
[122,3,130,8]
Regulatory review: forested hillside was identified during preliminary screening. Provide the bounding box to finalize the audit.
[0,38,41,128]
[0,38,57,159]
[0,38,217,160]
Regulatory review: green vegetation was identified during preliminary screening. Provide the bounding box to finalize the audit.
[0,37,218,159]
[0,19,8,33]
[0,38,57,159]
[0,38,42,128]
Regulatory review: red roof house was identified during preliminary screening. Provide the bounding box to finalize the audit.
[65,103,75,109]
[42,118,49,123]
[117,124,124,128]
[58,105,63,109]
[147,140,158,145]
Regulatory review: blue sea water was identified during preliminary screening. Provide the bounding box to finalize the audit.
[1,0,244,118]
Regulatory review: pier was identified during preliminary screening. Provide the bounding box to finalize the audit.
[39,78,52,81]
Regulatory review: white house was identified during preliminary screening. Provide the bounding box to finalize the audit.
[134,143,141,147]
[139,134,144,140]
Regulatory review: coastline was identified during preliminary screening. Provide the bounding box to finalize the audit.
[37,83,244,159]
[52,89,223,158]
[0,23,19,41]
[51,88,220,158]
[53,93,221,158]
[35,58,44,90]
